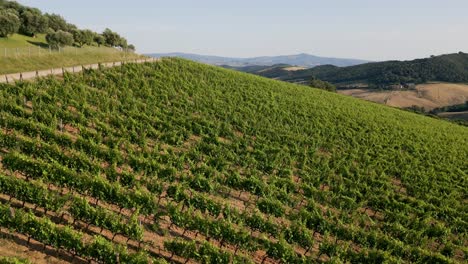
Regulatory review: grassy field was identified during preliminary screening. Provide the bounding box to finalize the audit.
[0,34,47,48]
[0,59,466,263]
[0,47,143,74]
[0,34,143,74]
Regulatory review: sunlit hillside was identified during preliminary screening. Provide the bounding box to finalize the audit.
[0,59,466,263]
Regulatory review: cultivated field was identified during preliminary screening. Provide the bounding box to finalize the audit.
[0,59,466,263]
[339,83,468,110]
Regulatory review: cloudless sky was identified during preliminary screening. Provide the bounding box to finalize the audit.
[17,0,468,61]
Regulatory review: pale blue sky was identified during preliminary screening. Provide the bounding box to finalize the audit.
[17,0,468,60]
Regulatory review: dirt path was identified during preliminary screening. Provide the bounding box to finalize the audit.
[0,58,159,83]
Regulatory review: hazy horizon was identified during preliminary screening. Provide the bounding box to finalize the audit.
[17,0,468,61]
[148,51,371,61]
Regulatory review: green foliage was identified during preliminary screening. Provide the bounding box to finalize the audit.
[249,53,468,88]
[102,28,126,48]
[257,198,285,217]
[309,76,336,92]
[94,34,105,47]
[44,13,68,31]
[164,239,249,264]
[0,59,466,264]
[72,29,94,47]
[0,204,150,263]
[0,1,135,50]
[0,257,31,264]
[19,8,48,37]
[307,53,468,86]
[0,8,20,37]
[45,30,73,49]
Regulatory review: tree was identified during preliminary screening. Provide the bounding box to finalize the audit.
[65,22,77,32]
[309,76,336,92]
[72,29,94,47]
[46,30,73,49]
[127,44,136,52]
[93,34,105,47]
[0,9,20,37]
[19,8,48,37]
[0,1,22,12]
[45,13,67,31]
[102,28,122,47]
[118,37,128,49]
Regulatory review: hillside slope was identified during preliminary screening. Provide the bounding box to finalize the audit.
[0,59,466,263]
[0,35,142,75]
[0,48,143,75]
[245,53,468,88]
[0,34,47,48]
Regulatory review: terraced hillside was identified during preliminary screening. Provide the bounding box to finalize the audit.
[0,58,467,263]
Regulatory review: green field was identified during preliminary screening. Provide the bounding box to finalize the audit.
[0,47,143,74]
[0,34,48,48]
[0,58,466,263]
[0,34,142,74]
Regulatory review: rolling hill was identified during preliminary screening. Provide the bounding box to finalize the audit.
[148,52,369,67]
[0,58,466,263]
[237,52,468,88]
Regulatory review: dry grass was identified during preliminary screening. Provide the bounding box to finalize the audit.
[339,83,468,110]
[283,66,306,71]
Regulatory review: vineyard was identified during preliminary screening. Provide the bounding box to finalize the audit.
[0,58,466,263]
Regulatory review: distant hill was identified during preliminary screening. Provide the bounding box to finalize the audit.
[147,52,369,67]
[242,52,468,88]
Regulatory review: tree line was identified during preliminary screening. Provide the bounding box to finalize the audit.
[0,0,134,51]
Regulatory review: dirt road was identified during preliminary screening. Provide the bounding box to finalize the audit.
[0,58,159,83]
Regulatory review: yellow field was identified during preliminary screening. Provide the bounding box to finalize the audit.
[339,83,468,110]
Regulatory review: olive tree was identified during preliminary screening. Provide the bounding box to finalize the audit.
[46,30,73,49]
[0,9,20,37]
[72,29,94,47]
[102,28,122,47]
[94,34,105,47]
[19,8,48,37]
[45,13,67,31]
